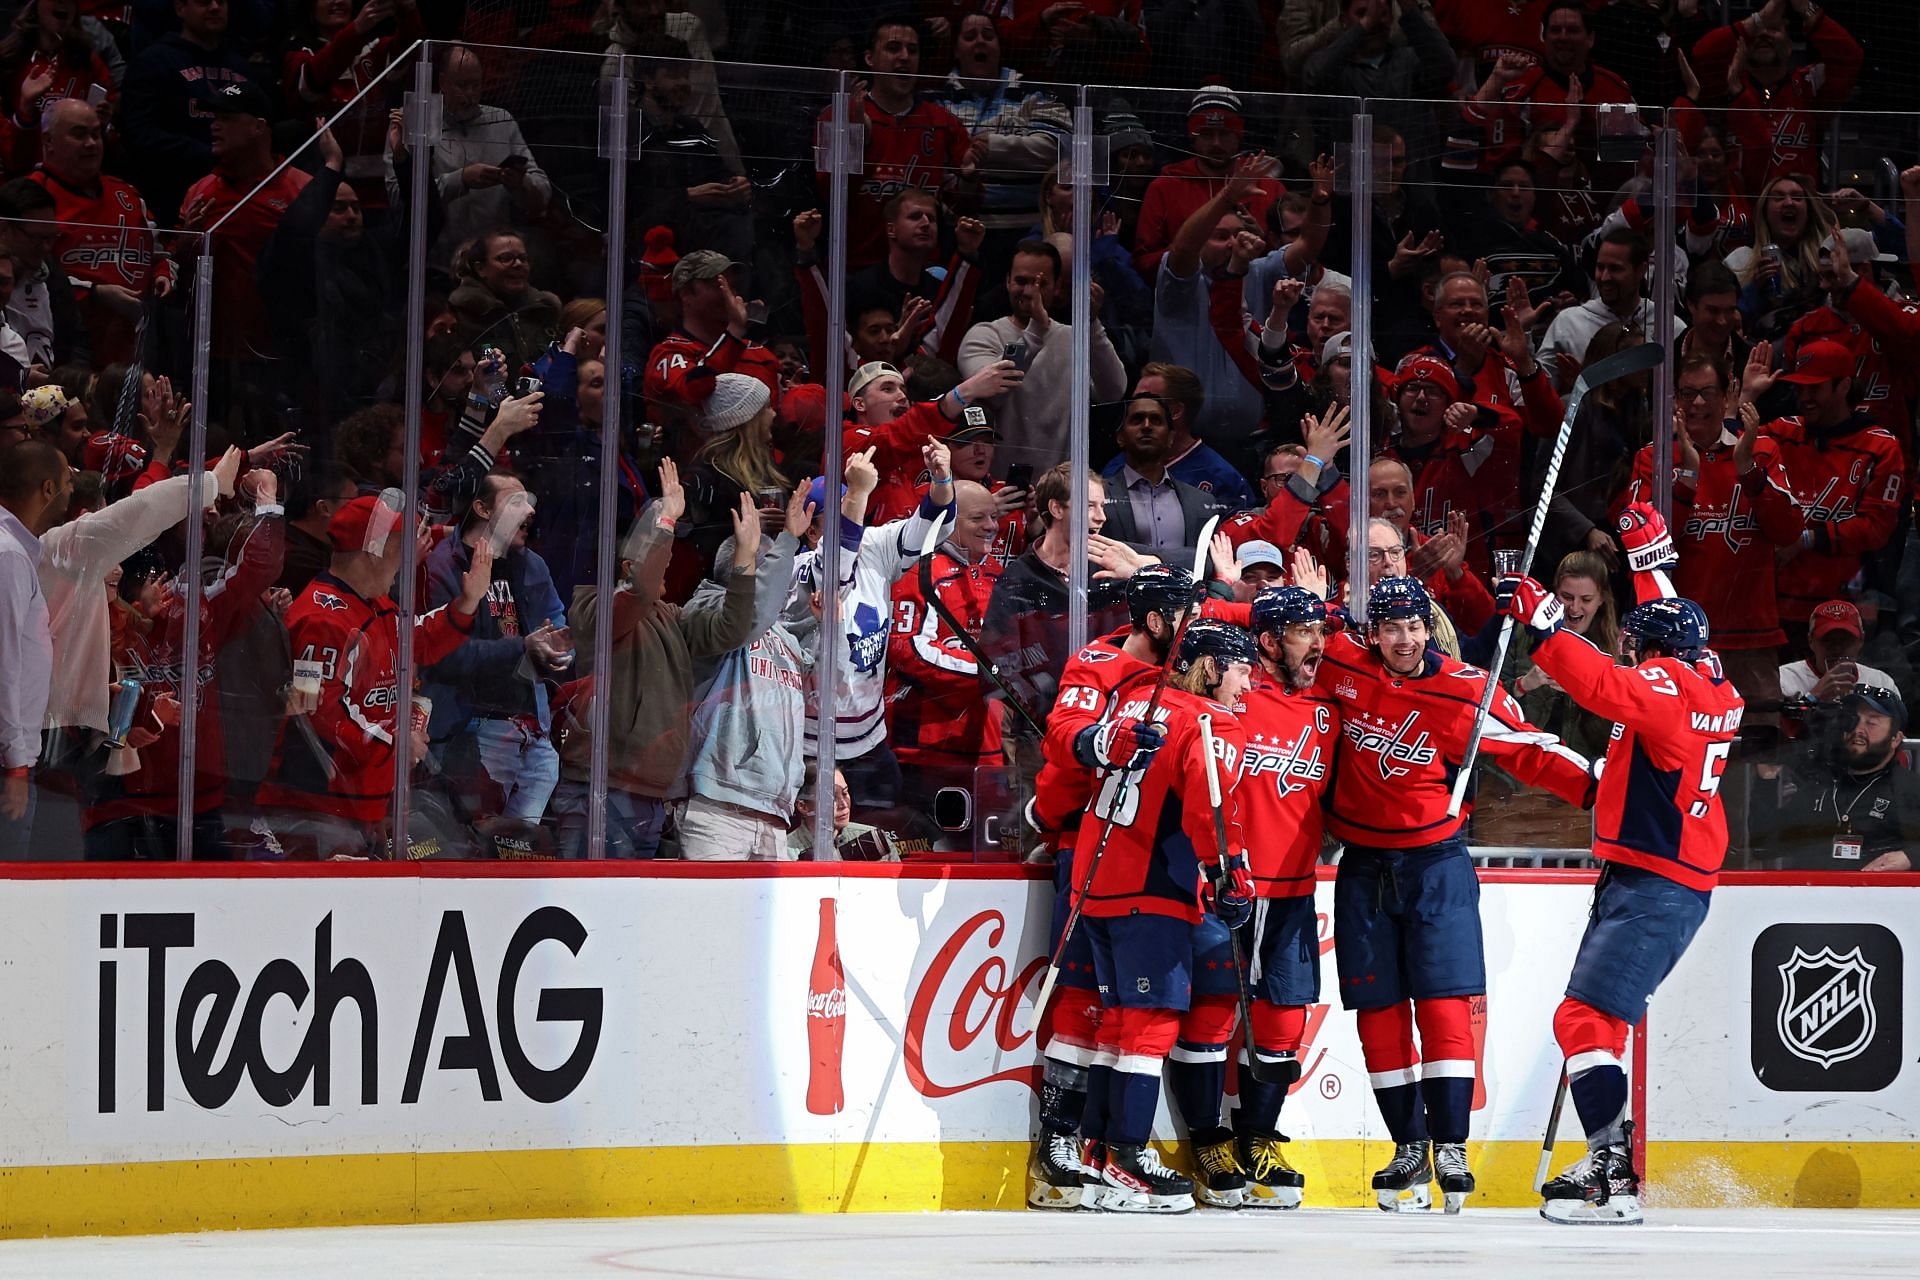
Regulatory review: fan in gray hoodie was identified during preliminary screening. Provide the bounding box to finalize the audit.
[671,483,818,860]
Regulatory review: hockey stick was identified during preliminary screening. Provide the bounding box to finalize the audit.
[1198,713,1288,1086]
[1534,1067,1570,1192]
[1445,342,1667,817]
[1032,516,1220,1019]
[918,513,1047,738]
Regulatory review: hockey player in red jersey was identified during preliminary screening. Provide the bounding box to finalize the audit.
[1506,504,1743,1225]
[1321,575,1596,1212]
[1025,563,1190,1210]
[1227,585,1340,1208]
[256,492,489,858]
[1074,617,1255,1214]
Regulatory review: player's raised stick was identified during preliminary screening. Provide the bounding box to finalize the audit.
[1447,343,1666,817]
[1032,516,1220,1020]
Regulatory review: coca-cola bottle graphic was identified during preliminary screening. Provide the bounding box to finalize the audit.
[806,897,847,1115]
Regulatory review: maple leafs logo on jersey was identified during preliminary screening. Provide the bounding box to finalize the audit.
[848,602,889,674]
[1342,709,1438,780]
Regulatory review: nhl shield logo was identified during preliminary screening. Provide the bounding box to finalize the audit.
[1775,945,1876,1069]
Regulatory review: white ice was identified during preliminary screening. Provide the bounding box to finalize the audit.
[1,1208,1915,1278]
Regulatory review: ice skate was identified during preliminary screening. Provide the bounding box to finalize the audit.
[1432,1142,1474,1214]
[1541,1142,1642,1225]
[1189,1128,1248,1209]
[1372,1141,1433,1212]
[1098,1143,1196,1214]
[1238,1131,1305,1209]
[1027,1132,1089,1211]
[1078,1140,1109,1211]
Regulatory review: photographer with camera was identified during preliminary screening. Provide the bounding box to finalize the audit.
[1766,686,1920,873]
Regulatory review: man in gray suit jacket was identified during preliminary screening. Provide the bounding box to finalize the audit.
[1100,392,1233,557]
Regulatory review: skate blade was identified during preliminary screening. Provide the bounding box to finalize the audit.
[1026,1181,1084,1211]
[1442,1191,1470,1215]
[1376,1186,1434,1213]
[1243,1186,1304,1210]
[1197,1187,1246,1210]
[1100,1188,1196,1214]
[1540,1195,1643,1226]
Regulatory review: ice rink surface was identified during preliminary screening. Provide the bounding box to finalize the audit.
[2,1209,1917,1278]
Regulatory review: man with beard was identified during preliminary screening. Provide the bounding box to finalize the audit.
[1689,0,1862,195]
[1771,686,1920,873]
[1220,585,1339,1209]
[1099,391,1224,556]
[1539,229,1684,391]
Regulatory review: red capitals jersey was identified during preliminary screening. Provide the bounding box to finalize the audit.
[886,549,1004,768]
[258,573,474,823]
[1221,476,1350,580]
[1434,0,1559,75]
[29,169,175,366]
[1455,61,1633,174]
[1757,412,1905,623]
[1621,431,1802,650]
[180,165,311,361]
[843,401,950,526]
[1035,629,1158,834]
[1785,283,1920,461]
[1530,628,1743,891]
[1074,687,1245,924]
[1232,672,1338,898]
[823,95,972,269]
[1380,419,1523,577]
[1691,15,1862,194]
[90,514,283,827]
[644,330,781,419]
[1316,629,1594,848]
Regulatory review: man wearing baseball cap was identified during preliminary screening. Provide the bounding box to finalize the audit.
[642,248,780,440]
[180,78,309,365]
[1749,337,1904,650]
[1131,83,1282,279]
[256,492,492,859]
[1784,227,1920,442]
[1770,682,1919,873]
[1778,599,1895,704]
[842,357,1021,526]
[933,403,1028,563]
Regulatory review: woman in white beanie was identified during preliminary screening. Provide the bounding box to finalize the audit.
[687,372,790,575]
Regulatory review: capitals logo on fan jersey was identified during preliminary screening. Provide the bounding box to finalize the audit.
[1342,708,1440,780]
[1682,489,1758,554]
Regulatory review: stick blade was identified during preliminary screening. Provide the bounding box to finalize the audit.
[1573,341,1665,396]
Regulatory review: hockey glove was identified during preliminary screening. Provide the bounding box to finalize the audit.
[1504,574,1563,640]
[1207,854,1255,930]
[1615,501,1675,574]
[1074,717,1166,771]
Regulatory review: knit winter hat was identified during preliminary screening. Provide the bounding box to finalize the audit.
[1188,84,1243,135]
[1102,98,1152,154]
[703,372,771,431]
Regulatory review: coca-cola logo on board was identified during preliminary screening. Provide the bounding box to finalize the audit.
[809,987,847,1018]
[904,909,1045,1098]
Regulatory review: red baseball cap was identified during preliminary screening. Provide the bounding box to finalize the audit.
[1776,340,1854,385]
[1809,599,1863,639]
[328,491,406,553]
[1394,353,1463,404]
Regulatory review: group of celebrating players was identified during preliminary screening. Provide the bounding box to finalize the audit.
[1023,501,1741,1226]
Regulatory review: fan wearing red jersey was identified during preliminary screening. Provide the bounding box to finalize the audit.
[1228,585,1339,1209]
[1025,563,1189,1211]
[1507,506,1742,1226]
[1073,617,1254,1214]
[1320,575,1595,1214]
[256,492,487,858]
